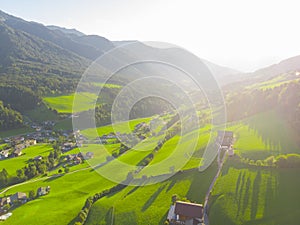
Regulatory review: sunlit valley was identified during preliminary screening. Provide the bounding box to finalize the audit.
[0,5,300,225]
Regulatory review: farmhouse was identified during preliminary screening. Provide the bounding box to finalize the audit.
[12,136,24,144]
[62,142,76,152]
[0,197,10,207]
[0,149,10,159]
[25,139,37,147]
[10,192,27,204]
[73,156,82,164]
[217,130,234,148]
[37,186,50,196]
[13,147,23,157]
[167,201,203,225]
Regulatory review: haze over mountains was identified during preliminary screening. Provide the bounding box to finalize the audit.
[1,9,300,87]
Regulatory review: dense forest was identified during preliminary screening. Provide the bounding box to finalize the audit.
[227,80,300,128]
[0,100,23,130]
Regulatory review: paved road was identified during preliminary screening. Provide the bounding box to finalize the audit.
[203,147,227,225]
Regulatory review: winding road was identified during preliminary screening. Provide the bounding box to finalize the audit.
[203,146,227,225]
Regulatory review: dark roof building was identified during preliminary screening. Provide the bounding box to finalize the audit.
[10,192,27,203]
[173,201,203,225]
[217,130,234,148]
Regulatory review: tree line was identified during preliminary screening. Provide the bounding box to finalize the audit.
[227,80,300,128]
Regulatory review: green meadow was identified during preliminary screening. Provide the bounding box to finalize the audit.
[86,164,218,225]
[43,92,98,113]
[210,160,300,225]
[225,110,300,160]
[0,169,116,225]
[92,82,121,89]
[247,73,300,90]
[0,144,53,175]
[1,109,300,225]
[81,117,152,139]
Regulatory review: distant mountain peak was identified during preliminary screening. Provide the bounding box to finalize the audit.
[47,25,85,37]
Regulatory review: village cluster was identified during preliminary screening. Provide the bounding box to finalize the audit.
[0,186,50,217]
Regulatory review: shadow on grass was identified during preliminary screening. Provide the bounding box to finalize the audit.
[67,216,77,225]
[186,162,218,203]
[89,160,110,172]
[159,210,168,225]
[124,186,140,199]
[242,177,251,215]
[236,172,246,219]
[250,171,261,220]
[263,176,274,218]
[105,207,114,225]
[166,179,176,192]
[142,184,166,212]
[244,111,295,153]
[235,171,242,200]
[43,174,64,182]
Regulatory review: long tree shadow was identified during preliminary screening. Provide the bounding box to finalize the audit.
[166,179,176,192]
[263,176,274,218]
[105,207,114,225]
[186,163,218,203]
[242,177,251,215]
[250,171,261,220]
[159,210,169,225]
[244,111,296,153]
[235,171,242,200]
[141,184,166,212]
[43,174,64,182]
[236,172,246,219]
[124,186,140,198]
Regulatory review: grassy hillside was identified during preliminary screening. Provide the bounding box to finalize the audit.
[24,104,59,122]
[210,160,300,225]
[225,110,300,160]
[0,144,53,175]
[44,92,98,114]
[85,165,218,225]
[1,110,300,225]
[81,117,152,139]
[0,127,35,138]
[0,169,115,225]
[247,72,300,90]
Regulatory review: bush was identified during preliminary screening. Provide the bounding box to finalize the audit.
[276,154,300,168]
[265,156,275,166]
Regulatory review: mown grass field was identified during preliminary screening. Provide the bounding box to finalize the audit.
[2,109,300,225]
[92,82,121,89]
[85,164,218,225]
[43,92,98,113]
[81,117,152,139]
[0,144,53,175]
[0,169,116,225]
[209,159,300,225]
[225,110,300,160]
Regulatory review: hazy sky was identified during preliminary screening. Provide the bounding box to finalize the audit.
[1,0,300,72]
